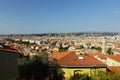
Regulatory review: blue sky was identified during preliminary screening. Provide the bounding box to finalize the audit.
[0,0,120,34]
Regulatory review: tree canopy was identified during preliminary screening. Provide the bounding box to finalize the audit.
[18,52,64,80]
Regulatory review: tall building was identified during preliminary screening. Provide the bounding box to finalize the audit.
[102,37,106,54]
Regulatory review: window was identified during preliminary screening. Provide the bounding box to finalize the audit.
[74,70,83,75]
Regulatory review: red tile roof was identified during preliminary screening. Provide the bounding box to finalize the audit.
[52,51,72,60]
[98,54,108,59]
[107,66,120,72]
[53,52,106,67]
[89,53,120,63]
[89,53,108,59]
[108,54,120,62]
[0,48,19,53]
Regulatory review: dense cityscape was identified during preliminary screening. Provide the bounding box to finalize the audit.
[1,0,120,80]
[1,33,120,80]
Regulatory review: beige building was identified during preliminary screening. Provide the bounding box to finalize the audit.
[106,55,120,66]
[52,51,107,79]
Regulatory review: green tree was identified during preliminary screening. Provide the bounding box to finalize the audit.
[49,64,65,80]
[106,48,113,55]
[91,46,102,52]
[18,52,65,80]
[18,53,49,80]
[90,70,120,80]
[59,44,63,52]
[80,45,84,49]
[69,73,92,80]
[96,47,102,52]
[59,43,70,52]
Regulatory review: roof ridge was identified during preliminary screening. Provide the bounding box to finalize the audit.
[0,48,19,53]
[59,51,73,61]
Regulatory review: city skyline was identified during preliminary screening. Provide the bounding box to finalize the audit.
[0,0,120,34]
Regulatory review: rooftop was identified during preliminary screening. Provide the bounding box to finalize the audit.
[108,54,120,62]
[53,52,106,67]
[0,47,19,53]
[107,66,120,72]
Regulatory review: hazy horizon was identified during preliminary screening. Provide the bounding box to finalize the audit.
[0,0,120,34]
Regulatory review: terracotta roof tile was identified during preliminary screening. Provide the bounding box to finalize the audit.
[0,48,19,53]
[89,53,108,59]
[108,54,120,62]
[53,52,106,67]
[107,66,120,72]
[52,51,72,60]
